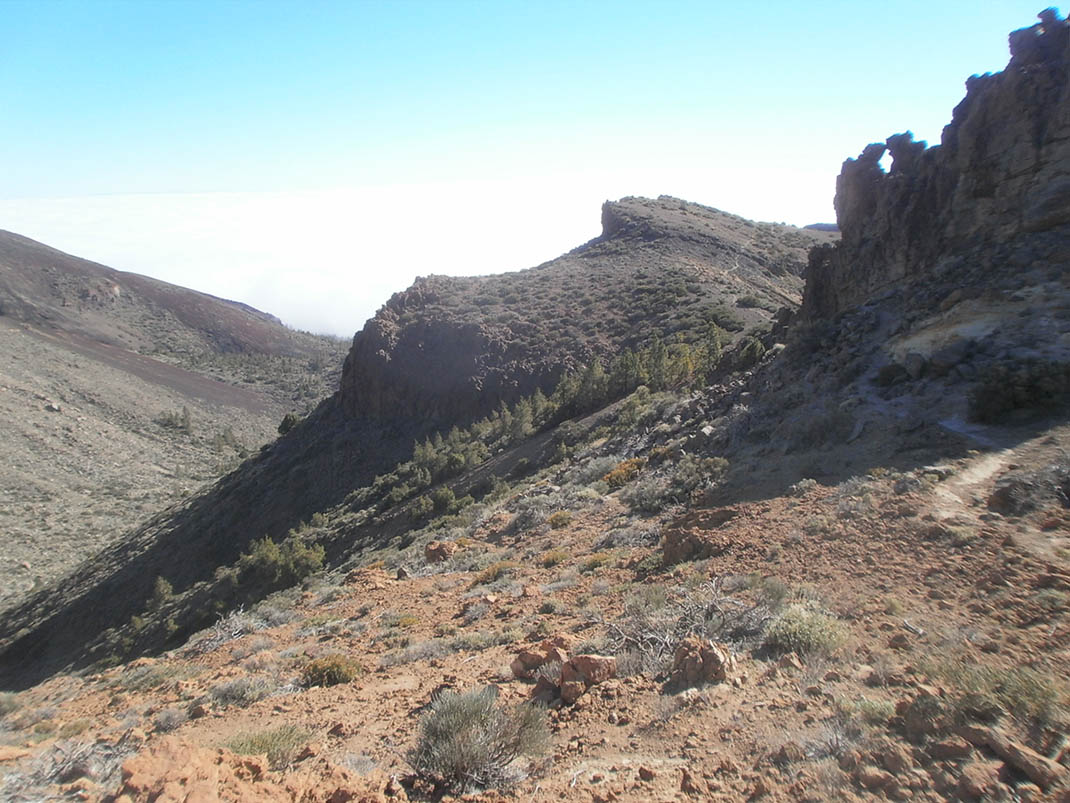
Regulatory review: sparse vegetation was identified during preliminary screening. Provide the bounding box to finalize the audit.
[474,561,520,586]
[209,676,273,708]
[547,510,572,529]
[301,654,363,687]
[762,603,846,656]
[970,359,1070,422]
[226,725,308,769]
[408,687,548,793]
[920,654,1068,729]
[237,534,325,591]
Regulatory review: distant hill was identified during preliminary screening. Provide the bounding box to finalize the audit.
[0,232,347,613]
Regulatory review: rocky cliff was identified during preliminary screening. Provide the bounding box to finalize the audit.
[340,196,832,425]
[802,10,1069,321]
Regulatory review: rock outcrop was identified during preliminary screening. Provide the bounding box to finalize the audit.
[802,10,1069,321]
[340,196,830,425]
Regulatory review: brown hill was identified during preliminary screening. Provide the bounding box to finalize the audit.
[342,196,832,423]
[0,198,831,688]
[1,229,311,356]
[0,232,346,614]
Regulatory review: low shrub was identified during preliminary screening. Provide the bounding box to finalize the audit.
[408,687,548,793]
[301,654,363,687]
[474,561,520,586]
[763,604,846,656]
[209,676,273,707]
[547,511,572,530]
[226,725,308,769]
[921,655,1067,729]
[970,360,1070,423]
[238,534,325,591]
[538,549,569,568]
[0,692,20,717]
[581,552,615,574]
[603,458,644,489]
[154,707,188,733]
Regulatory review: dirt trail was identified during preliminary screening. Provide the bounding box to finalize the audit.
[931,450,1011,522]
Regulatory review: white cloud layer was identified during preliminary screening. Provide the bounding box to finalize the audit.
[0,167,833,337]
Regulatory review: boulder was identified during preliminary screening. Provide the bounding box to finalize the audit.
[669,636,736,688]
[423,540,457,563]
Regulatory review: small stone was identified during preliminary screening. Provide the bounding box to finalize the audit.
[680,768,705,796]
[857,765,894,790]
[638,766,656,782]
[927,737,972,761]
[778,652,804,671]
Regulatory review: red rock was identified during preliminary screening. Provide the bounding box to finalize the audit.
[423,540,457,563]
[857,765,895,790]
[880,742,914,775]
[957,762,1000,799]
[560,680,586,705]
[927,737,972,761]
[570,655,617,685]
[680,768,706,796]
[669,636,736,688]
[638,766,656,782]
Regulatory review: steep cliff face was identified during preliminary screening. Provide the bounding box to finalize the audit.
[802,10,1069,320]
[340,196,832,425]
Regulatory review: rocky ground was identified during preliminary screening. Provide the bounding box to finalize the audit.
[0,315,345,615]
[0,412,1065,801]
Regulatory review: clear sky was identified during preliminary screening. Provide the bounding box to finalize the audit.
[0,1,1052,336]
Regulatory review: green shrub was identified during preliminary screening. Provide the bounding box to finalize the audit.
[411,495,434,519]
[408,687,548,793]
[277,412,299,435]
[970,360,1070,422]
[301,654,363,687]
[431,487,456,514]
[763,603,846,656]
[227,724,308,769]
[238,534,325,591]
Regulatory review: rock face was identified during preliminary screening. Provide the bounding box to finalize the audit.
[339,196,831,425]
[802,11,1070,321]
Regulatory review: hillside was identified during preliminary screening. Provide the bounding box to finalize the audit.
[0,196,831,689]
[0,232,347,612]
[342,196,832,423]
[0,10,1068,803]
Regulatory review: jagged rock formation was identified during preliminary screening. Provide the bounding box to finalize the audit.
[802,10,1069,321]
[341,196,831,424]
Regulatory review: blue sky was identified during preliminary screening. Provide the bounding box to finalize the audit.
[0,1,1051,336]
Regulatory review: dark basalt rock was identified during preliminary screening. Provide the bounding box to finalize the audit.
[802,10,1070,321]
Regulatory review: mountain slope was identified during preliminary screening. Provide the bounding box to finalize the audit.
[0,232,346,613]
[342,196,832,423]
[0,198,831,687]
[0,12,1067,803]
